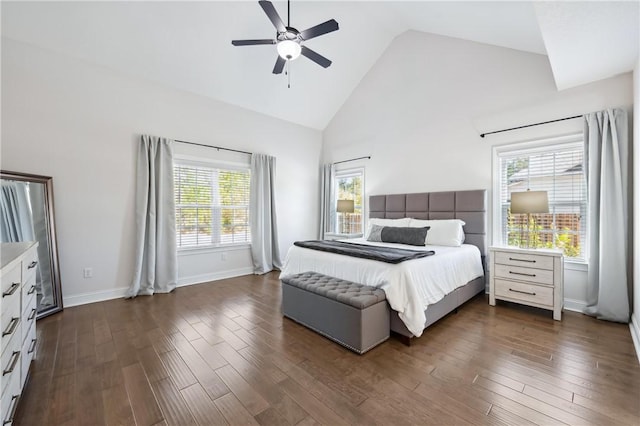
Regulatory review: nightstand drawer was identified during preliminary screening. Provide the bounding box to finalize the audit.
[494,251,554,270]
[494,263,554,286]
[495,279,553,307]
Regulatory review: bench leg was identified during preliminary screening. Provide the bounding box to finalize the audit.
[392,332,412,346]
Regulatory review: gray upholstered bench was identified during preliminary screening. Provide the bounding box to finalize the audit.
[281,271,390,354]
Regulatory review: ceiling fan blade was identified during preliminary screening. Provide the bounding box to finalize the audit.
[259,1,286,33]
[300,19,339,41]
[232,39,276,46]
[301,46,332,68]
[272,56,286,74]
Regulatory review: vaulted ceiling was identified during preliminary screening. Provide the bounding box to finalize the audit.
[2,1,638,130]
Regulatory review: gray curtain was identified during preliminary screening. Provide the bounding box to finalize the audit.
[250,153,282,274]
[318,163,335,239]
[584,108,630,322]
[127,135,178,297]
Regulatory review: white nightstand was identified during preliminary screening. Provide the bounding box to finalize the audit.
[489,246,564,320]
[324,233,363,241]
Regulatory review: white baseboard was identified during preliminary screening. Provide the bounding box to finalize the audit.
[63,286,129,308]
[563,298,587,313]
[63,267,255,308]
[630,313,640,365]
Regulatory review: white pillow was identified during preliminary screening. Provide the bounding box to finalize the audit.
[408,219,466,246]
[365,217,411,239]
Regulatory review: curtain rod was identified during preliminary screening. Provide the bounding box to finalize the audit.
[333,155,371,165]
[479,115,582,138]
[175,139,252,155]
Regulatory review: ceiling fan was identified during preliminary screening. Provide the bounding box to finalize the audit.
[232,0,339,75]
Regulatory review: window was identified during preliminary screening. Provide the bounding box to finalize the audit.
[174,161,250,248]
[495,137,587,262]
[334,168,364,234]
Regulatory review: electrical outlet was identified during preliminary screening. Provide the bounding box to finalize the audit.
[83,267,93,278]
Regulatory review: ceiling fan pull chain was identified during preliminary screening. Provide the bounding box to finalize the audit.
[287,60,291,89]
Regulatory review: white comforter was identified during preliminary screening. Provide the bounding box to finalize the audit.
[279,238,484,337]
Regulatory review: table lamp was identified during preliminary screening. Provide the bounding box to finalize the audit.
[510,190,549,248]
[337,199,355,234]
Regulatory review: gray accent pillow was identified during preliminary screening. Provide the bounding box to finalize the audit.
[367,224,385,242]
[367,225,429,246]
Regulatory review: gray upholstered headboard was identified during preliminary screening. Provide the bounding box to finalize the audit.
[369,189,487,257]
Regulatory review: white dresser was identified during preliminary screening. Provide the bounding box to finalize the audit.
[0,242,38,425]
[489,246,564,320]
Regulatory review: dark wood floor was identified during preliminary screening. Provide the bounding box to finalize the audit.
[14,272,640,425]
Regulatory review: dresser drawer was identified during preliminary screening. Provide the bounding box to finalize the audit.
[494,251,554,270]
[20,248,38,285]
[21,322,36,389]
[0,303,20,354]
[495,279,553,307]
[494,263,554,286]
[0,331,21,397]
[21,294,36,346]
[21,276,37,313]
[1,367,21,426]
[0,265,21,322]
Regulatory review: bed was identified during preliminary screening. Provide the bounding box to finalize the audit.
[280,189,487,341]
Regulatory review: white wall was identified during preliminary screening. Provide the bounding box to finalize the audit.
[632,58,640,362]
[1,38,322,306]
[323,31,633,308]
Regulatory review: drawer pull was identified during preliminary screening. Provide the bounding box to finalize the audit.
[2,283,20,298]
[27,285,36,295]
[2,318,19,337]
[509,271,536,277]
[509,288,537,296]
[27,260,38,269]
[28,308,37,321]
[2,351,20,376]
[509,257,536,263]
[28,338,37,354]
[3,395,19,425]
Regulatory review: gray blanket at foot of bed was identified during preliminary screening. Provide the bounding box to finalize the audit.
[293,240,434,264]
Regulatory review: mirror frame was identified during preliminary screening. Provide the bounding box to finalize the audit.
[1,170,64,319]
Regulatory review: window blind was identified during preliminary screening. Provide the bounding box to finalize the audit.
[174,162,250,248]
[497,142,587,261]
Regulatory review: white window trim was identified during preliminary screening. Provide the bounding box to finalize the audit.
[174,155,251,251]
[333,166,365,235]
[491,132,588,265]
[178,242,250,255]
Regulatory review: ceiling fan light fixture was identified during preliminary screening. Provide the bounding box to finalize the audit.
[277,39,301,60]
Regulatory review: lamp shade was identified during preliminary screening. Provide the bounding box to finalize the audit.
[337,199,355,213]
[510,191,549,214]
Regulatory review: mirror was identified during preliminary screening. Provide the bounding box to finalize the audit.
[1,171,63,318]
